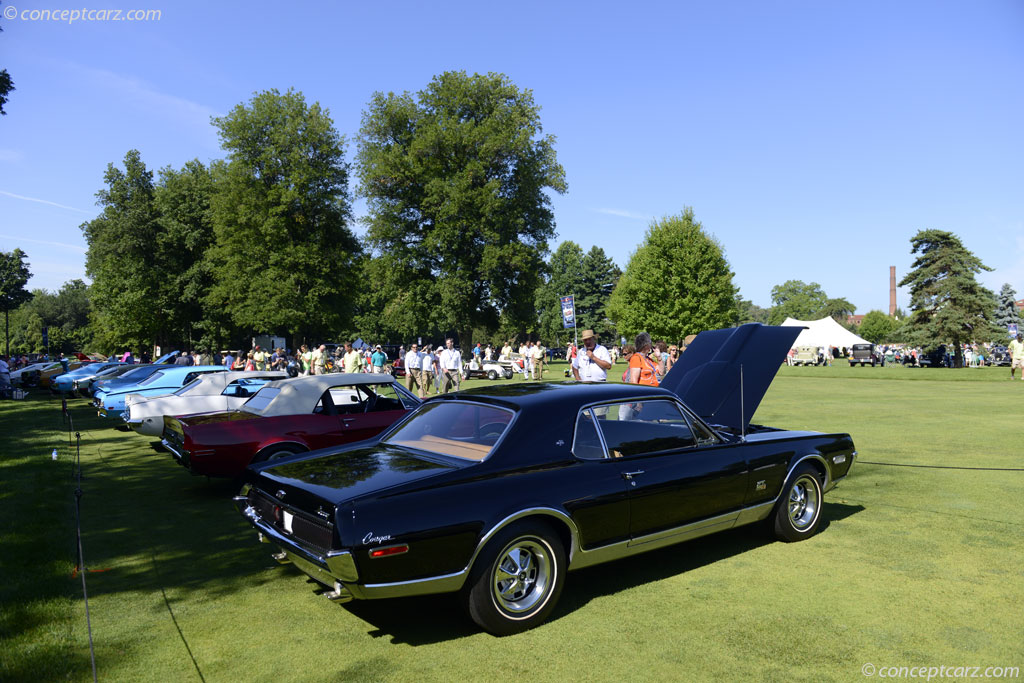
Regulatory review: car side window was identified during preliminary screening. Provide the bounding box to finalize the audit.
[572,409,607,460]
[593,400,696,458]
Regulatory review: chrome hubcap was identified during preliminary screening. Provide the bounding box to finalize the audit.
[492,539,551,614]
[788,475,820,530]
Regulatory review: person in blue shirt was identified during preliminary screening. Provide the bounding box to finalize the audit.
[371,345,387,373]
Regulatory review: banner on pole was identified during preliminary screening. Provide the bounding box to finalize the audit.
[560,296,576,329]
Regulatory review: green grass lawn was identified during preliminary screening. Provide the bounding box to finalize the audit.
[2,363,1022,681]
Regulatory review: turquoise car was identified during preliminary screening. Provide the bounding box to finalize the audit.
[94,365,227,419]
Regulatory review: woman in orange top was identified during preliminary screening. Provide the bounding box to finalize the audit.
[627,332,660,387]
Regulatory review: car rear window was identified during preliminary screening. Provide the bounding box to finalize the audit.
[384,401,513,462]
[242,387,281,413]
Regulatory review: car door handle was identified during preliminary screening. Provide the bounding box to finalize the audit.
[621,470,645,480]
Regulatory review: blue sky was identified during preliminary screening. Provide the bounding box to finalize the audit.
[1,0,1022,314]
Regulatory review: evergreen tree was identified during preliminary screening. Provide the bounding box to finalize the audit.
[898,229,998,367]
[995,283,1021,335]
[577,246,621,342]
[534,241,586,346]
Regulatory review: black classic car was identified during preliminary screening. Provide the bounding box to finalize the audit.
[235,324,856,635]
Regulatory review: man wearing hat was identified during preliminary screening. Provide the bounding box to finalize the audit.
[371,345,387,373]
[572,330,612,382]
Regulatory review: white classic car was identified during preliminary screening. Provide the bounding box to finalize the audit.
[124,371,286,436]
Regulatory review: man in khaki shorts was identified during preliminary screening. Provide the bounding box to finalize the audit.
[1009,333,1024,380]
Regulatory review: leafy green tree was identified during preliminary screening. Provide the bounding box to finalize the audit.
[0,248,32,357]
[898,229,998,367]
[153,160,223,351]
[734,295,769,325]
[8,280,93,353]
[0,69,12,116]
[0,22,13,116]
[995,283,1020,335]
[607,209,736,343]
[818,297,856,323]
[767,280,828,325]
[208,89,361,346]
[356,71,567,348]
[858,310,896,344]
[82,150,164,351]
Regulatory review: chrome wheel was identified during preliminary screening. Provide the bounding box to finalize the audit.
[492,539,552,615]
[772,464,824,542]
[463,523,566,635]
[788,474,819,530]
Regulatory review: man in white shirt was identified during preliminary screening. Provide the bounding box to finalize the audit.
[404,343,425,398]
[439,338,462,393]
[572,329,612,382]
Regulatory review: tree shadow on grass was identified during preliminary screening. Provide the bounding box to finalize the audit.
[338,502,866,645]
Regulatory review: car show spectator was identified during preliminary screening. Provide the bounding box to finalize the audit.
[628,332,660,387]
[440,338,462,393]
[1010,334,1024,380]
[252,346,268,371]
[371,345,387,373]
[343,343,363,374]
[421,346,437,394]
[222,350,235,369]
[404,343,425,398]
[572,329,612,382]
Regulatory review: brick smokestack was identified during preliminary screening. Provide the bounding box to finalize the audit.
[889,266,896,316]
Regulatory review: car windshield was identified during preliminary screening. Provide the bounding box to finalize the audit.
[384,401,514,462]
[173,377,205,396]
[119,366,154,380]
[135,369,170,387]
[242,386,281,413]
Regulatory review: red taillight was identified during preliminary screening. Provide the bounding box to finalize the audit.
[369,544,409,559]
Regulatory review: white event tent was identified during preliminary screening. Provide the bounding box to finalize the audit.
[781,317,869,350]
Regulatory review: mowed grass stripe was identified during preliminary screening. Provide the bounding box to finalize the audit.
[1,362,1021,681]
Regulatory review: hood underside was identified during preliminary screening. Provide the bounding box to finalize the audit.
[659,323,801,431]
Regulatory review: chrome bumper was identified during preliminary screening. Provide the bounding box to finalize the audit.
[233,495,467,601]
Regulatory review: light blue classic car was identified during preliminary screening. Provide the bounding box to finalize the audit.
[51,362,126,396]
[94,365,227,419]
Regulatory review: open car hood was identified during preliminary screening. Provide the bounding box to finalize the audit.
[660,323,801,431]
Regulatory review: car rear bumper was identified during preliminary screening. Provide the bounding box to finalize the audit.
[233,494,467,602]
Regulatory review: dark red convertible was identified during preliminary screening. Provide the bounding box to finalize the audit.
[162,374,419,478]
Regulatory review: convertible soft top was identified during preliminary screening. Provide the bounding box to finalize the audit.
[241,373,399,417]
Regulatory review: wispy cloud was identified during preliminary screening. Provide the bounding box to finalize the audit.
[63,62,221,138]
[0,234,88,253]
[0,190,92,214]
[595,207,652,221]
[0,149,24,163]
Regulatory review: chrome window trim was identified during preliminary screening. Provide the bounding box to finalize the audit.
[571,408,609,460]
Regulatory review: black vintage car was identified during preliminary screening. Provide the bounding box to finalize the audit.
[848,343,881,367]
[235,324,856,635]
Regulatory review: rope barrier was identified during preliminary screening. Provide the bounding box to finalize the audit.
[857,460,1024,472]
[72,430,99,683]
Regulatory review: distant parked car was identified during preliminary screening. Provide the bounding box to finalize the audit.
[161,374,419,478]
[94,365,227,419]
[848,343,880,367]
[124,371,286,436]
[52,362,125,395]
[988,346,1011,367]
[791,345,822,366]
[463,359,513,380]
